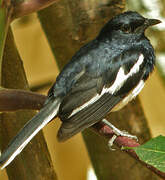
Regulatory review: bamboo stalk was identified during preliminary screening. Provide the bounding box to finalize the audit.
[0,28,57,180]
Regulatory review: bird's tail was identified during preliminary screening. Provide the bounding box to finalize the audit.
[0,98,61,169]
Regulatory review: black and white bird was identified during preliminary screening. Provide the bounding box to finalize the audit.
[0,11,161,169]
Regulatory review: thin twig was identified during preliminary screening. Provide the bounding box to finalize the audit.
[0,88,165,178]
[11,0,59,20]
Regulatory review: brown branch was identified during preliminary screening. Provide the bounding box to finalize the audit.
[92,122,165,179]
[0,88,46,111]
[11,0,59,20]
[0,88,165,178]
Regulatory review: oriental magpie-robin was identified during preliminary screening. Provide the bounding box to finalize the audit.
[0,11,161,169]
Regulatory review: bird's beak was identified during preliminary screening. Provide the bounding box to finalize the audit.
[135,18,161,33]
[146,18,161,26]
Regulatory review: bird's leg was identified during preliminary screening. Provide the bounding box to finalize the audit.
[102,119,138,149]
[108,134,117,150]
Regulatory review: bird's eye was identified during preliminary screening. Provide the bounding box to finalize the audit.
[121,25,131,33]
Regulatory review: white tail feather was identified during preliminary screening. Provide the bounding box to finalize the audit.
[0,98,60,169]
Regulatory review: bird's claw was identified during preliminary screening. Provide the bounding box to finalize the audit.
[108,131,138,150]
[102,119,138,150]
[115,130,138,141]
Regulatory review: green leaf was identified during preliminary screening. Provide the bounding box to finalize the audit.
[134,135,165,172]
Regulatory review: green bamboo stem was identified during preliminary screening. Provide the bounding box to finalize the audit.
[0,0,12,84]
[0,1,6,60]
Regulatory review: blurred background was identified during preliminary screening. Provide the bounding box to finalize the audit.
[1,0,165,179]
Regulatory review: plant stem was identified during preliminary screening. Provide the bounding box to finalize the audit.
[0,0,12,84]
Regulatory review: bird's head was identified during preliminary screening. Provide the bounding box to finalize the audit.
[99,11,161,37]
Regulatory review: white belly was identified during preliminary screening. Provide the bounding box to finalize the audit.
[112,80,145,112]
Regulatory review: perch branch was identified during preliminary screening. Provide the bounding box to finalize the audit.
[92,122,165,179]
[11,0,59,20]
[0,88,165,178]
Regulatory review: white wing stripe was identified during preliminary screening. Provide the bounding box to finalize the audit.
[108,54,144,94]
[69,54,144,118]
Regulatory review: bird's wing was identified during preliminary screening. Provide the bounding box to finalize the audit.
[57,50,145,141]
[58,92,122,141]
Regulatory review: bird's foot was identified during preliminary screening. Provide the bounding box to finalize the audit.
[102,119,138,150]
